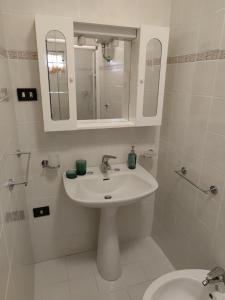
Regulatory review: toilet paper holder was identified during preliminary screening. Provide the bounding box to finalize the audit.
[41,154,60,169]
[41,160,60,169]
[140,149,157,159]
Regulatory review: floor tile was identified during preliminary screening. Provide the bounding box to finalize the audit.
[42,282,71,300]
[34,257,68,288]
[140,256,173,281]
[135,237,164,262]
[95,269,126,293]
[135,238,174,281]
[66,251,97,279]
[123,263,147,286]
[70,287,99,300]
[120,240,140,265]
[127,281,152,300]
[100,289,130,300]
[33,237,174,300]
[69,270,99,300]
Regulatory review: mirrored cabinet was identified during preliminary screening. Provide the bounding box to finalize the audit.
[35,15,169,131]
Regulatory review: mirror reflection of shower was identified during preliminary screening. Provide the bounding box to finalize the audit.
[74,36,131,121]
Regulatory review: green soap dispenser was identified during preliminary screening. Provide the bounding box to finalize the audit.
[128,146,137,169]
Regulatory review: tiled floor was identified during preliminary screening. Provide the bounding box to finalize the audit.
[34,237,174,300]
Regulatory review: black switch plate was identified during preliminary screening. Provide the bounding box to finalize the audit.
[33,206,50,218]
[17,88,37,101]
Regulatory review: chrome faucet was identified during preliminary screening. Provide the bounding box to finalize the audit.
[202,267,225,292]
[100,155,117,174]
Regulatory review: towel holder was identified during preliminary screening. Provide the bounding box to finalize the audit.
[6,150,31,191]
[174,167,218,195]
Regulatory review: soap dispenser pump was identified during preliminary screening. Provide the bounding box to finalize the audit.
[128,146,137,169]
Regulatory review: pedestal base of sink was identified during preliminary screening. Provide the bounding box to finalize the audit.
[97,207,122,281]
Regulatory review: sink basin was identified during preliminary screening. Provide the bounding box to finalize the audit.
[63,163,158,207]
[63,163,158,281]
[143,270,216,300]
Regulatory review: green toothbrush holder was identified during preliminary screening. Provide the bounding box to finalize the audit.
[66,169,77,179]
[75,159,87,176]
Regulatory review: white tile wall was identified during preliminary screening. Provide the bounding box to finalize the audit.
[0,13,34,300]
[153,0,225,270]
[0,1,172,262]
[0,0,171,28]
[0,1,174,299]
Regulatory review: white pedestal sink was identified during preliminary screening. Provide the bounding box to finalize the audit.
[63,163,158,281]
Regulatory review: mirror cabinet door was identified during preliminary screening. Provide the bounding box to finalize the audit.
[46,30,70,120]
[143,38,162,117]
[135,25,169,126]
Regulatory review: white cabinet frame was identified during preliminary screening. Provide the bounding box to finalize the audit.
[35,16,169,131]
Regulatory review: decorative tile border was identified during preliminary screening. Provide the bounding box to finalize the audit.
[168,49,225,64]
[7,50,38,60]
[4,48,225,64]
[0,46,7,58]
[218,49,225,60]
[146,58,161,66]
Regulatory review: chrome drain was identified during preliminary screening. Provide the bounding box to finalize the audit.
[104,195,112,199]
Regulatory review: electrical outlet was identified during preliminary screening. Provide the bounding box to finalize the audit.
[33,206,50,218]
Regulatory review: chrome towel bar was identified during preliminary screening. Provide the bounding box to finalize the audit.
[174,167,218,195]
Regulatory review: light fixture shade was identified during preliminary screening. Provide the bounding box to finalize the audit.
[111,39,119,47]
[77,36,86,46]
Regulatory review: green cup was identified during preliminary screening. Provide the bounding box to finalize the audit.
[76,159,87,176]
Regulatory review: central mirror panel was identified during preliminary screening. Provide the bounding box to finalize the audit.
[74,37,131,120]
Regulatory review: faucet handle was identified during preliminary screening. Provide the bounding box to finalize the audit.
[207,267,225,280]
[102,155,117,162]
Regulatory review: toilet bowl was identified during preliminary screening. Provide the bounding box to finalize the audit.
[143,269,216,300]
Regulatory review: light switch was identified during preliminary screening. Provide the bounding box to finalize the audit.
[17,88,37,101]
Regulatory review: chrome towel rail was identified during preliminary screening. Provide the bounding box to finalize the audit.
[6,150,31,191]
[174,167,218,195]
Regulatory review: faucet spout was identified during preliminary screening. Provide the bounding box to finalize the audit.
[202,279,209,286]
[100,155,117,175]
